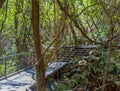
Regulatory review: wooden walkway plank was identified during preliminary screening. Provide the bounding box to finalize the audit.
[0,62,68,91]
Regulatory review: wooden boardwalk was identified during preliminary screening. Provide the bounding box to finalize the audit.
[0,45,98,91]
[0,67,35,91]
[0,62,68,91]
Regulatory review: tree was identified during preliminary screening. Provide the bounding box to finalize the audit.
[31,0,46,91]
[0,0,5,8]
[53,0,58,61]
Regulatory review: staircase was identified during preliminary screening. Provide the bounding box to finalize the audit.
[59,45,98,62]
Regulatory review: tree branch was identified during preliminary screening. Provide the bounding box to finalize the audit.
[57,0,106,45]
[43,22,70,55]
[0,0,8,34]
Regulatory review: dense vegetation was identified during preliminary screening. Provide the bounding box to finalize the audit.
[0,0,120,91]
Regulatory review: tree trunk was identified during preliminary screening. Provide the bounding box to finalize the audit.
[0,0,5,8]
[31,0,46,91]
[54,0,58,61]
[70,23,77,46]
[101,1,115,91]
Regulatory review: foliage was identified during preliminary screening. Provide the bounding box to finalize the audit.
[0,0,120,90]
[56,47,120,90]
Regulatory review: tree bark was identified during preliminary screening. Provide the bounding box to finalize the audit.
[53,0,58,61]
[0,0,5,8]
[101,1,115,91]
[31,0,46,91]
[70,23,77,46]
